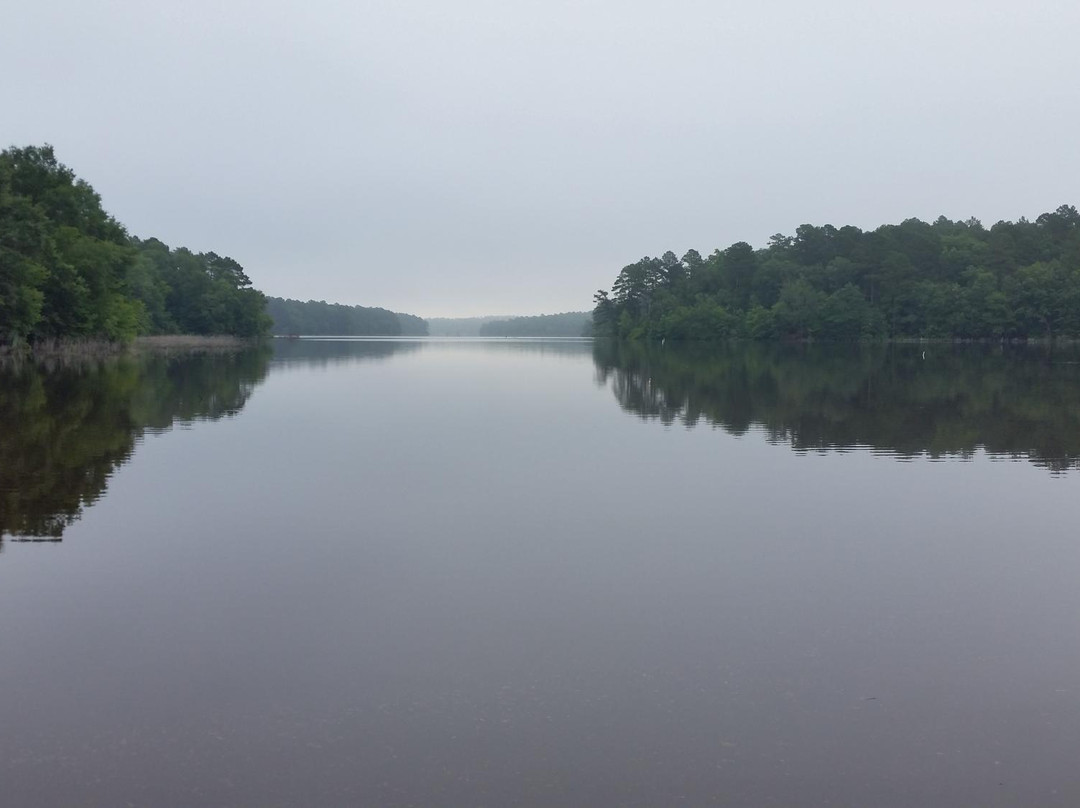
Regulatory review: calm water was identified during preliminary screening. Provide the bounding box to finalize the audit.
[2,339,1080,807]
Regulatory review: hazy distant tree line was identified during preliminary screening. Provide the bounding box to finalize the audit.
[0,145,273,344]
[265,297,428,336]
[426,316,498,337]
[478,311,591,337]
[593,206,1080,341]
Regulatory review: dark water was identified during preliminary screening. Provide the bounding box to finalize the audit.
[2,339,1079,807]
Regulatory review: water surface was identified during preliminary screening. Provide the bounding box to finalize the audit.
[2,339,1079,806]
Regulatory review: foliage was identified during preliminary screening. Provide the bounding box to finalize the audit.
[130,238,271,337]
[593,206,1080,341]
[478,311,591,337]
[1,144,270,344]
[265,297,428,336]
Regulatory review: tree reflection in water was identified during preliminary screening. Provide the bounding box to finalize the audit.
[594,340,1080,472]
[0,347,271,545]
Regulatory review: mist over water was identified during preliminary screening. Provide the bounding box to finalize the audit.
[2,339,1079,806]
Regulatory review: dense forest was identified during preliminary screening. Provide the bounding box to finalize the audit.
[593,206,1080,341]
[0,145,269,344]
[478,311,592,337]
[266,297,427,336]
[594,341,1080,473]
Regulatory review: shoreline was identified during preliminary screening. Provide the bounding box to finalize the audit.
[134,334,263,353]
[0,335,265,367]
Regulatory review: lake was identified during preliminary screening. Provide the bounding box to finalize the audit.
[2,338,1079,807]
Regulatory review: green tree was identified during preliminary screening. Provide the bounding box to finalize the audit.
[0,181,49,342]
[722,241,757,309]
[592,205,1080,342]
[820,284,876,340]
[1,145,272,344]
[773,279,825,339]
[1,145,141,341]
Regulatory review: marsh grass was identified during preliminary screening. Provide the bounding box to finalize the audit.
[0,335,262,369]
[134,335,257,354]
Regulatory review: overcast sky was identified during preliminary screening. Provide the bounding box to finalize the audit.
[4,1,1079,317]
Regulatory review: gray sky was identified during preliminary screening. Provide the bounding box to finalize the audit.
[4,1,1079,317]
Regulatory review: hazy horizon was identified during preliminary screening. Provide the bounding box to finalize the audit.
[4,1,1079,316]
[263,302,590,321]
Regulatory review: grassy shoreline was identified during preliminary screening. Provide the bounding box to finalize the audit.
[133,334,262,353]
[0,335,265,367]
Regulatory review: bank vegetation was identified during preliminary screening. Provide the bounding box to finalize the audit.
[593,206,1080,341]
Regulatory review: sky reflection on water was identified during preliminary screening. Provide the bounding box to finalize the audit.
[1,339,1078,807]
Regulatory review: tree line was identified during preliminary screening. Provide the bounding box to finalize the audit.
[1,145,273,344]
[592,206,1080,341]
[266,297,428,336]
[478,311,592,337]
